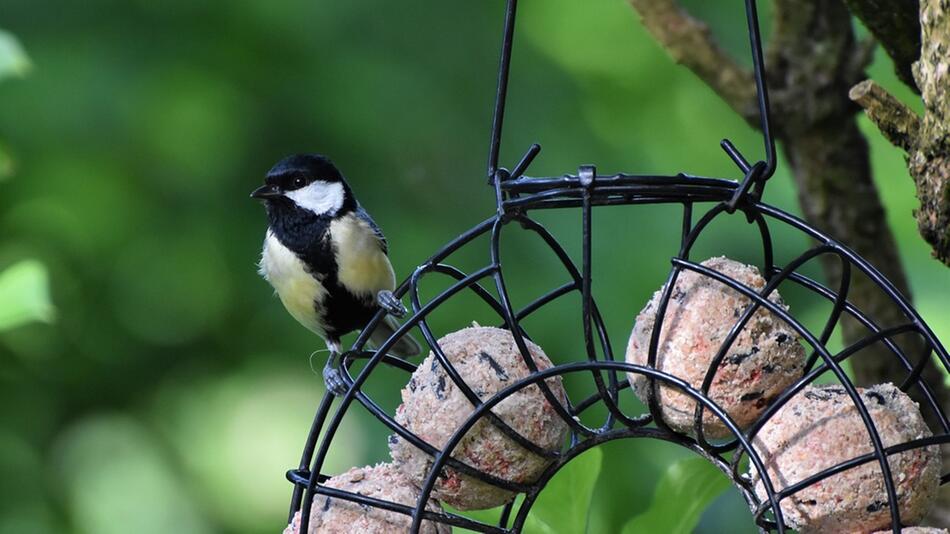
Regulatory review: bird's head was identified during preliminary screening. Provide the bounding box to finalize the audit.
[251,154,356,219]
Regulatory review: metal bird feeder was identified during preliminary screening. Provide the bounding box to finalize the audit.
[283,1,950,532]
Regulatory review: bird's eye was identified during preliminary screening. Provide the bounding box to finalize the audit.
[293,177,305,188]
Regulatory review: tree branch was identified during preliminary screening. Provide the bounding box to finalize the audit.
[910,0,950,266]
[849,79,921,151]
[842,0,922,91]
[850,0,950,266]
[626,0,758,123]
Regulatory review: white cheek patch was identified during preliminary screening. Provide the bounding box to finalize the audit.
[284,180,345,216]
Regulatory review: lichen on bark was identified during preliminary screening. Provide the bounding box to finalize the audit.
[850,0,950,266]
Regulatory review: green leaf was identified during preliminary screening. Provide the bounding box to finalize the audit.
[622,457,730,534]
[447,499,516,530]
[527,447,603,534]
[0,29,31,81]
[0,260,54,331]
[449,449,602,533]
[524,514,558,534]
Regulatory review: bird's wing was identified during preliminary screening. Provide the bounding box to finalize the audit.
[355,205,388,254]
[368,314,423,358]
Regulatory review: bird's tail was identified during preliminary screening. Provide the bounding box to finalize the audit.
[368,314,423,358]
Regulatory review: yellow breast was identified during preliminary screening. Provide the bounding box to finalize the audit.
[330,214,396,297]
[259,231,327,335]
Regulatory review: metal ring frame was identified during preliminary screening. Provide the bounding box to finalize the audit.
[284,1,950,532]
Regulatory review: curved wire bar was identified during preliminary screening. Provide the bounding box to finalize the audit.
[673,258,904,531]
[778,271,948,432]
[644,201,775,441]
[510,213,646,430]
[351,388,534,492]
[804,252,852,371]
[287,473,508,533]
[347,252,646,489]
[725,323,924,484]
[296,265,505,533]
[407,361,784,533]
[770,434,949,505]
[407,263,558,458]
[689,244,847,447]
[287,391,336,521]
[296,220,548,533]
[489,217,595,438]
[757,204,950,368]
[338,208,664,490]
[507,426,750,532]
[349,216,499,353]
[299,205,661,517]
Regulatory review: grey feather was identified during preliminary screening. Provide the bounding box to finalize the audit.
[355,205,388,254]
[368,314,422,358]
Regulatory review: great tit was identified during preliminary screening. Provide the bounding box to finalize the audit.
[252,154,421,390]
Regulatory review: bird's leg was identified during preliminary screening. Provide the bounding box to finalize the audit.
[322,340,348,396]
[376,290,407,318]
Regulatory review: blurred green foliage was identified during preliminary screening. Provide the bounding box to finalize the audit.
[0,1,947,533]
[459,448,603,533]
[0,260,54,331]
[0,29,28,181]
[527,448,603,533]
[623,457,730,534]
[0,29,29,82]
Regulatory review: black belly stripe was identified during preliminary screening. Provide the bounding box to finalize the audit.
[320,281,377,340]
[269,205,380,342]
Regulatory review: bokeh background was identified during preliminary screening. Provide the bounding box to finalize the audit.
[1,0,947,533]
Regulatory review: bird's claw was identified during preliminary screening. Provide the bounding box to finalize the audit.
[377,290,407,318]
[323,361,348,396]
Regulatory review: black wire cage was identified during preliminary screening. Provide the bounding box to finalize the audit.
[283,1,950,532]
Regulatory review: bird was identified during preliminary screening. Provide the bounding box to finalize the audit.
[251,154,421,392]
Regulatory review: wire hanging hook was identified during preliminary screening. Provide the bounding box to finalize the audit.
[487,0,778,204]
[746,0,776,179]
[486,0,518,186]
[721,0,777,186]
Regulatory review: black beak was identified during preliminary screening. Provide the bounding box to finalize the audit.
[250,184,282,200]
